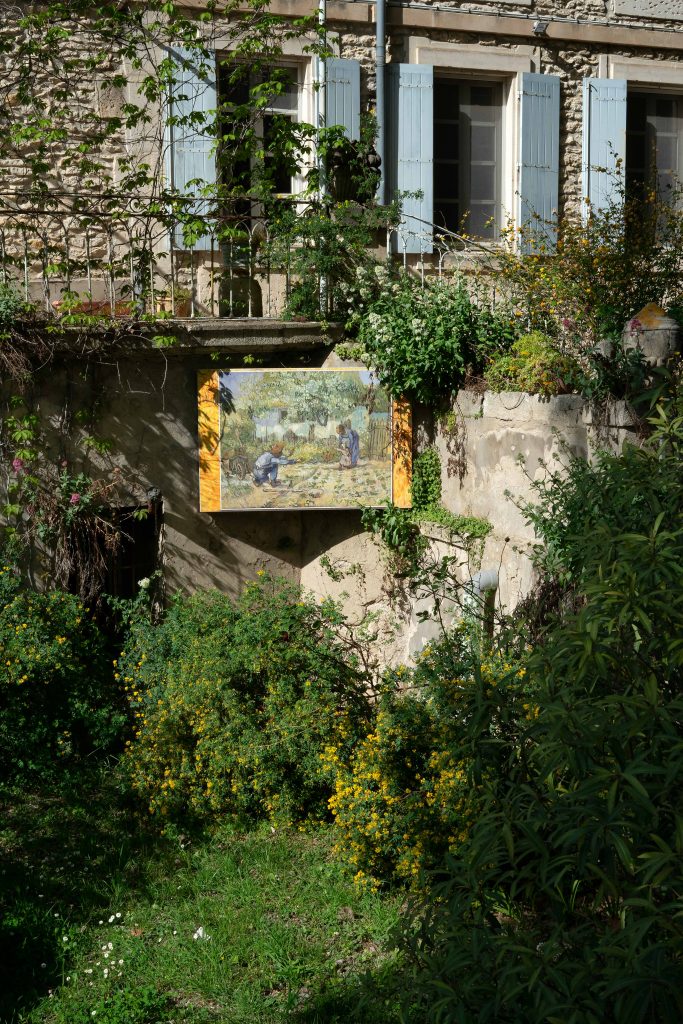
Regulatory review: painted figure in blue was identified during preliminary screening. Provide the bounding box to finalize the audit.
[336,423,360,469]
[252,443,297,487]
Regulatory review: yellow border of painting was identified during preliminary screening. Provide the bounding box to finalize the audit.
[197,369,221,512]
[197,369,412,512]
[392,397,412,508]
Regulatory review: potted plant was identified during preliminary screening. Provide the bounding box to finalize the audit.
[153,286,192,317]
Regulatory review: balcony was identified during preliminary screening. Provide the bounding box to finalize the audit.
[0,197,335,324]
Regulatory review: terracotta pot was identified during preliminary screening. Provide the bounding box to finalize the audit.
[155,295,191,317]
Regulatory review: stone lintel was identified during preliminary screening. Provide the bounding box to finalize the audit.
[172,0,683,52]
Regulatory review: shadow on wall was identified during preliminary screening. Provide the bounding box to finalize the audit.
[49,356,370,600]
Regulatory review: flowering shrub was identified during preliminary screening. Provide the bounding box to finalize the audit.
[0,573,120,779]
[490,182,683,399]
[404,392,683,1023]
[120,574,371,827]
[327,632,531,890]
[485,331,580,397]
[342,274,516,405]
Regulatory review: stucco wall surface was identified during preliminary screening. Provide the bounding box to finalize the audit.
[436,388,639,616]
[9,338,640,667]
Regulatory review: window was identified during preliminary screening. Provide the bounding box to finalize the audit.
[103,504,162,600]
[217,63,303,200]
[433,78,503,239]
[626,90,682,201]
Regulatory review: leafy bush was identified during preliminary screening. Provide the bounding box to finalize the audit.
[410,448,442,510]
[346,276,516,405]
[406,395,683,1024]
[491,181,683,399]
[0,581,120,780]
[120,574,371,827]
[485,330,579,396]
[0,283,24,330]
[327,632,528,891]
[518,429,683,584]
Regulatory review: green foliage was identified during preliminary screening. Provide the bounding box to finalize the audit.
[361,503,429,577]
[410,448,442,510]
[406,394,683,1024]
[350,276,516,405]
[517,426,683,584]
[0,580,122,780]
[120,574,372,827]
[362,496,491,580]
[492,180,683,399]
[6,774,406,1024]
[66,986,171,1024]
[272,201,396,322]
[0,284,24,333]
[485,330,580,396]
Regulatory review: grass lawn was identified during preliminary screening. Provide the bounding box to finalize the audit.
[0,768,412,1024]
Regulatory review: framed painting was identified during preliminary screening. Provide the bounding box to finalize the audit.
[197,368,412,511]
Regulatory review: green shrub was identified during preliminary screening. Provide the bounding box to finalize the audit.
[328,631,529,891]
[485,330,579,396]
[0,283,24,330]
[120,574,371,827]
[518,429,683,584]
[410,448,442,510]
[0,583,120,779]
[406,395,683,1024]
[350,277,516,405]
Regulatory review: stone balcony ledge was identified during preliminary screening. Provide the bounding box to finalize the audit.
[163,317,342,353]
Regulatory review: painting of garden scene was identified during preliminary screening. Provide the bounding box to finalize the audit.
[217,368,393,509]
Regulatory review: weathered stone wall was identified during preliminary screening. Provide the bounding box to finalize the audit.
[6,324,639,666]
[435,389,638,615]
[2,2,682,236]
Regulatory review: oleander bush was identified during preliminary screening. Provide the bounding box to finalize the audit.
[405,390,683,1024]
[0,563,120,780]
[327,629,531,891]
[119,574,372,827]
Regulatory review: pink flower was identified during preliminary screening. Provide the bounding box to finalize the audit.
[69,493,81,505]
[629,317,642,331]
[12,458,24,473]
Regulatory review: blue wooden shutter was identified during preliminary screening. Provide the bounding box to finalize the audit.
[326,58,360,139]
[582,78,627,213]
[167,47,217,249]
[387,64,433,255]
[518,72,560,251]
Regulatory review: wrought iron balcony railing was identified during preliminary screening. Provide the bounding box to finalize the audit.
[0,198,319,321]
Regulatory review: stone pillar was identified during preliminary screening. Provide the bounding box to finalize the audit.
[622,303,682,368]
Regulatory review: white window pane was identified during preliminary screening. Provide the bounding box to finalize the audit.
[656,134,678,172]
[470,164,495,202]
[471,124,496,163]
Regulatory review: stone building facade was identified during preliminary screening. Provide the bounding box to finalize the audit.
[0,0,680,658]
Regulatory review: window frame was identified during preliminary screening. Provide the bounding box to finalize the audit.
[626,86,683,202]
[216,58,310,203]
[407,38,534,244]
[433,74,504,241]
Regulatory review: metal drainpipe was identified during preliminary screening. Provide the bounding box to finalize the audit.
[375,0,386,205]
